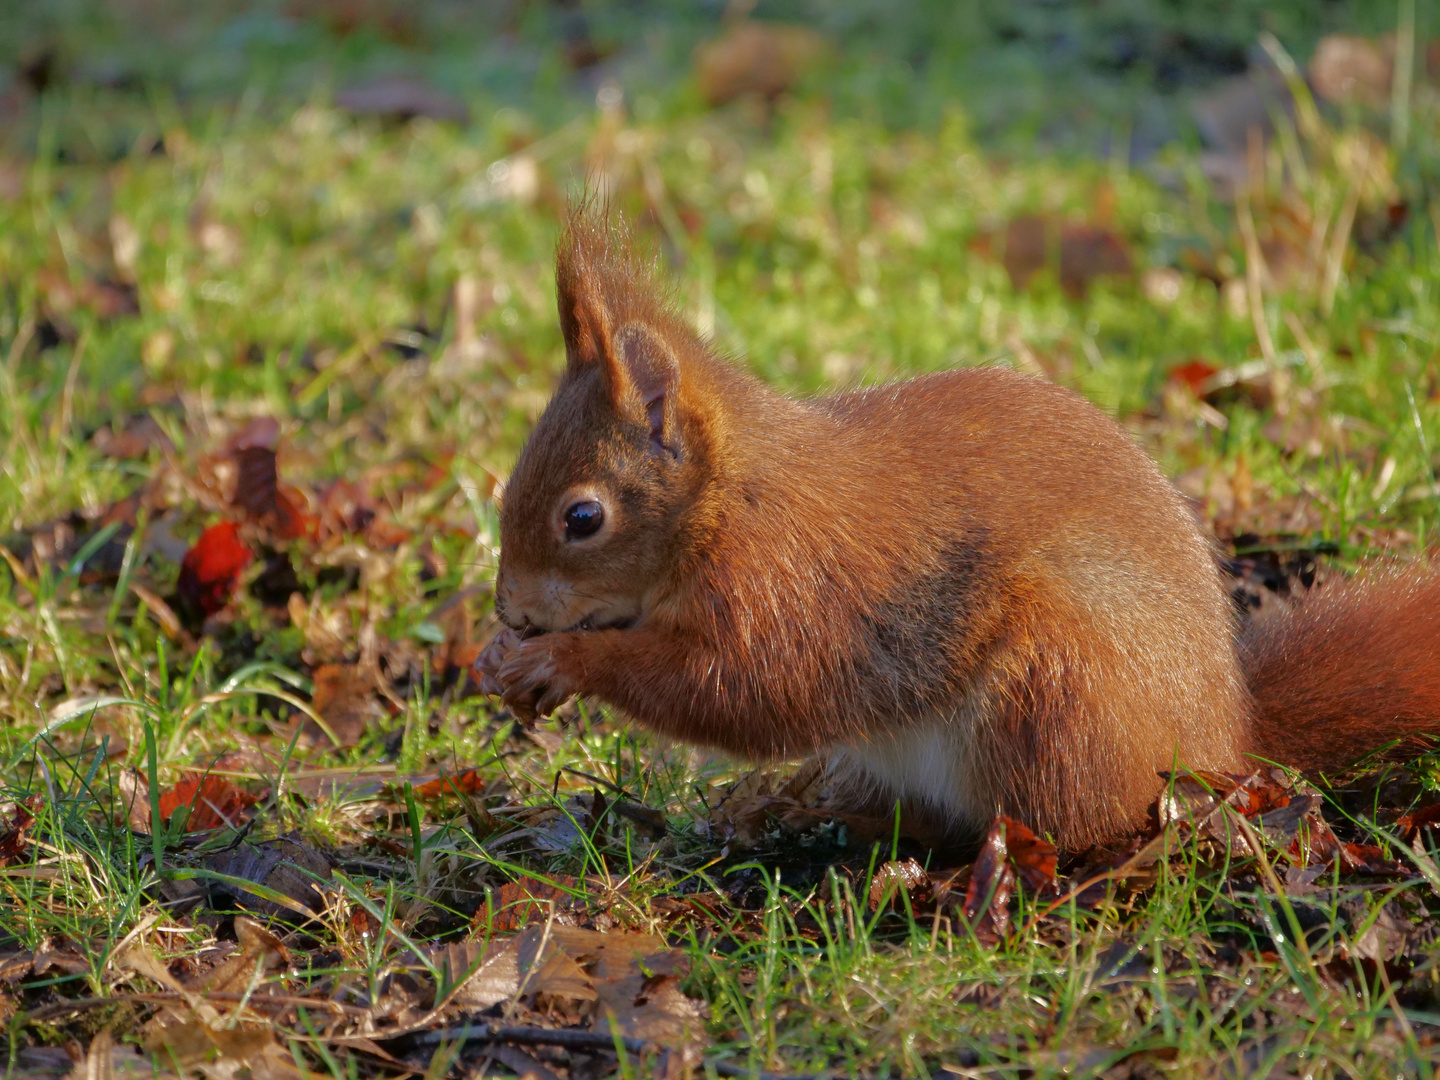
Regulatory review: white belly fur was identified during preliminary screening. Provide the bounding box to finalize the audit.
[827,706,988,830]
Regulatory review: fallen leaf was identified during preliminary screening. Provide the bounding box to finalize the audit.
[0,796,40,866]
[868,858,931,912]
[335,76,469,124]
[205,837,333,919]
[229,419,313,541]
[1001,215,1048,291]
[190,915,291,995]
[157,774,257,832]
[694,21,826,106]
[1000,216,1132,297]
[140,1017,276,1076]
[427,937,521,1009]
[177,522,252,618]
[306,663,385,748]
[1169,358,1222,396]
[963,819,1015,945]
[484,875,587,933]
[113,769,152,834]
[0,951,36,985]
[610,798,667,839]
[32,938,91,977]
[1310,35,1393,108]
[69,1031,158,1079]
[1058,224,1133,298]
[591,943,704,1053]
[91,414,175,460]
[412,769,485,799]
[515,925,597,1004]
[1156,769,1292,842]
[1001,816,1059,894]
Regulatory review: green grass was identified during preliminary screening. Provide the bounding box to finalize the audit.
[4,2,1440,1078]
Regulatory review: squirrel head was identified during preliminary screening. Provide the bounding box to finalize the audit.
[494,205,717,635]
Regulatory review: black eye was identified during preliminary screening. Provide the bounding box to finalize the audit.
[563,500,605,540]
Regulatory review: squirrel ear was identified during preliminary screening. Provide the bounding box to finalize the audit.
[559,287,608,369]
[613,323,681,459]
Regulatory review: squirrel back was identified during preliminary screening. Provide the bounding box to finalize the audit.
[481,205,1440,850]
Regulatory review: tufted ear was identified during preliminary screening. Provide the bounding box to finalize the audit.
[612,323,680,458]
[554,204,681,458]
[557,272,610,370]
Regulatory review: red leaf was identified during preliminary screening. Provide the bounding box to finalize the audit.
[1336,841,1405,876]
[1395,802,1440,841]
[963,819,1015,945]
[1168,358,1221,395]
[413,769,486,799]
[156,774,257,832]
[485,875,585,933]
[177,522,252,616]
[1000,816,1058,894]
[349,905,379,938]
[0,796,41,866]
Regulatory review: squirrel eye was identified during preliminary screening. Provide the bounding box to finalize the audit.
[563,500,605,541]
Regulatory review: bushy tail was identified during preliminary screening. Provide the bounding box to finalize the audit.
[1242,568,1440,773]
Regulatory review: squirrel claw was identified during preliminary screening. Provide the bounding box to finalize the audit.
[494,634,581,719]
[475,627,522,696]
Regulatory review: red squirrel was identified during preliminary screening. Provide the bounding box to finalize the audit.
[477,204,1440,851]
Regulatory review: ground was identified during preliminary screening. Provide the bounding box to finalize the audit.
[2,2,1440,1078]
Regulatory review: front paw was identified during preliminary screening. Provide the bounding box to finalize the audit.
[495,633,583,721]
[474,627,522,696]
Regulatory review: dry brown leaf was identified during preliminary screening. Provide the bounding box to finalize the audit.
[205,837,333,919]
[517,927,597,1004]
[868,858,931,912]
[191,915,291,996]
[113,770,152,835]
[335,76,469,124]
[963,819,1015,945]
[1000,216,1133,297]
[1001,816,1059,894]
[694,21,825,106]
[0,796,40,866]
[0,950,35,985]
[141,1019,275,1072]
[66,1030,164,1080]
[485,875,588,933]
[1310,35,1393,108]
[306,663,385,748]
[429,937,521,1009]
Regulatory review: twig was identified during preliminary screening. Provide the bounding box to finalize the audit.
[27,991,368,1022]
[410,1024,649,1054]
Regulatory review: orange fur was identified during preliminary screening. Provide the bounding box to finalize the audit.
[482,204,1440,851]
[1244,571,1440,772]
